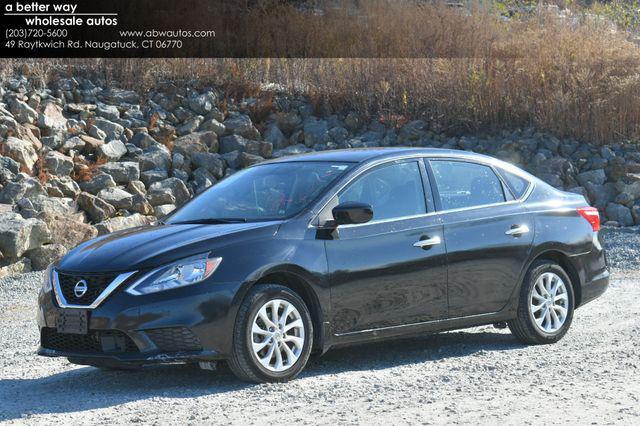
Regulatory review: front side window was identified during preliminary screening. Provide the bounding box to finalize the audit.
[337,161,427,221]
[429,160,505,210]
[167,161,353,223]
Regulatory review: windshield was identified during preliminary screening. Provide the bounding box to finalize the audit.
[166,161,353,223]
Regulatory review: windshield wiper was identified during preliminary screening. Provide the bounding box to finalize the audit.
[170,218,248,225]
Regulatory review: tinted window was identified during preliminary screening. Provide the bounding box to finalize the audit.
[167,162,352,222]
[338,161,427,221]
[500,169,530,199]
[430,160,505,210]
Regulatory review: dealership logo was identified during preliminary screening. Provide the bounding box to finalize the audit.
[74,280,88,298]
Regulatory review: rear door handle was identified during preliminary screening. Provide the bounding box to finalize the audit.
[505,225,530,236]
[413,236,441,248]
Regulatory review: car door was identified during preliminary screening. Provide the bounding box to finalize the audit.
[426,158,534,317]
[323,159,448,335]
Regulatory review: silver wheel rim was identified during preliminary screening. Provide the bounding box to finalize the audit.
[251,299,305,372]
[530,272,569,333]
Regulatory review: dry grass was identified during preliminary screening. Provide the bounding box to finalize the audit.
[1,1,640,144]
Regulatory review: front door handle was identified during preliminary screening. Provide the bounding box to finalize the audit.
[505,225,530,236]
[413,236,442,248]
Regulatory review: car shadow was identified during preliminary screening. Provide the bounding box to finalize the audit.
[0,328,523,421]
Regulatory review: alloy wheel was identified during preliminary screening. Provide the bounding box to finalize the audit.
[251,299,305,372]
[529,272,569,333]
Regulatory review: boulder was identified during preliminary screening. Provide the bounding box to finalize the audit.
[191,152,225,179]
[92,117,124,140]
[26,243,68,271]
[138,144,171,171]
[1,136,38,171]
[605,203,633,227]
[264,123,287,149]
[44,151,74,176]
[127,180,147,196]
[275,112,302,135]
[0,174,46,204]
[0,212,51,258]
[177,116,203,136]
[77,192,116,223]
[99,161,140,184]
[47,176,80,198]
[97,187,134,210]
[224,114,260,139]
[199,118,225,135]
[27,195,78,217]
[0,258,32,279]
[219,134,272,158]
[37,211,97,249]
[188,92,217,115]
[61,136,86,154]
[38,102,67,130]
[95,103,120,121]
[96,140,127,161]
[141,169,169,187]
[78,173,117,194]
[577,169,607,187]
[191,168,216,194]
[148,177,191,206]
[238,152,264,168]
[95,214,154,235]
[303,117,329,147]
[79,134,105,152]
[10,100,38,124]
[173,132,218,157]
[130,132,160,149]
[130,194,154,215]
[154,204,176,217]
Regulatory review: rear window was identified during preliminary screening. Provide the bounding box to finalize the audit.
[429,160,505,210]
[500,169,530,199]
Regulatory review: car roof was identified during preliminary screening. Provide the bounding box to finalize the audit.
[266,147,500,165]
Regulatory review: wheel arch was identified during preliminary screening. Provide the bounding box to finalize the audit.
[236,266,326,353]
[527,250,582,307]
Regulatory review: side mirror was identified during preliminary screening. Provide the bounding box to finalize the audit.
[332,202,373,226]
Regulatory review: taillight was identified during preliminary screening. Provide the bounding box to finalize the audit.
[577,206,600,232]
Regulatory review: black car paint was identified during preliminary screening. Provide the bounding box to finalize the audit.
[37,148,609,364]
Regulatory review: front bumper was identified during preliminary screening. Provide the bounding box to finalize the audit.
[37,276,242,364]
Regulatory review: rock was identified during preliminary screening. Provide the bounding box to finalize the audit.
[577,169,607,187]
[272,144,312,158]
[585,182,618,209]
[399,120,428,141]
[77,192,116,222]
[224,114,260,139]
[44,151,74,176]
[344,112,363,132]
[615,177,640,201]
[97,140,127,161]
[219,134,272,158]
[138,144,171,171]
[99,161,140,184]
[605,203,633,227]
[0,212,51,258]
[173,132,218,157]
[191,152,226,179]
[27,195,78,217]
[127,180,146,196]
[264,122,287,149]
[0,258,32,278]
[0,174,47,204]
[38,102,67,130]
[10,100,38,124]
[141,169,169,187]
[95,214,154,235]
[238,152,264,167]
[78,173,117,194]
[274,112,301,135]
[303,117,329,147]
[221,151,240,169]
[148,177,191,206]
[632,204,640,225]
[79,134,104,152]
[147,191,176,206]
[154,204,176,217]
[130,194,154,215]
[97,187,134,210]
[191,168,216,194]
[47,176,80,198]
[92,117,124,140]
[130,132,159,149]
[1,136,38,171]
[178,115,203,136]
[95,103,120,121]
[0,155,20,175]
[37,211,97,249]
[199,118,225,135]
[62,136,86,154]
[188,92,217,115]
[26,243,68,270]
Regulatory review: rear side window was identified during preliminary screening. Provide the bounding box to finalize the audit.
[500,169,530,199]
[429,160,505,210]
[338,161,427,221]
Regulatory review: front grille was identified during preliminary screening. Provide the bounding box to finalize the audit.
[41,328,139,354]
[56,271,119,306]
[145,327,202,352]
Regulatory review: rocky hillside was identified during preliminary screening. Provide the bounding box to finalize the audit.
[1,74,639,277]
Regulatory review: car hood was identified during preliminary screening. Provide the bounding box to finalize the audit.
[56,221,283,273]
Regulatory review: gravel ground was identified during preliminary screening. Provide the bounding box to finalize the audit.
[1,228,639,425]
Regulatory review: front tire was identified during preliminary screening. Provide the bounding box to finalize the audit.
[227,284,313,383]
[508,260,575,345]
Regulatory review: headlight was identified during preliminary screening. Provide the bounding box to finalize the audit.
[42,264,53,293]
[126,254,222,296]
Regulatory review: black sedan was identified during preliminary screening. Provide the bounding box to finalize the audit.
[37,148,609,382]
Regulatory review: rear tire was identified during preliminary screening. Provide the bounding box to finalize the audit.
[508,260,575,345]
[227,284,313,383]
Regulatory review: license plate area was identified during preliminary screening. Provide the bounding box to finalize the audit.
[56,310,88,334]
